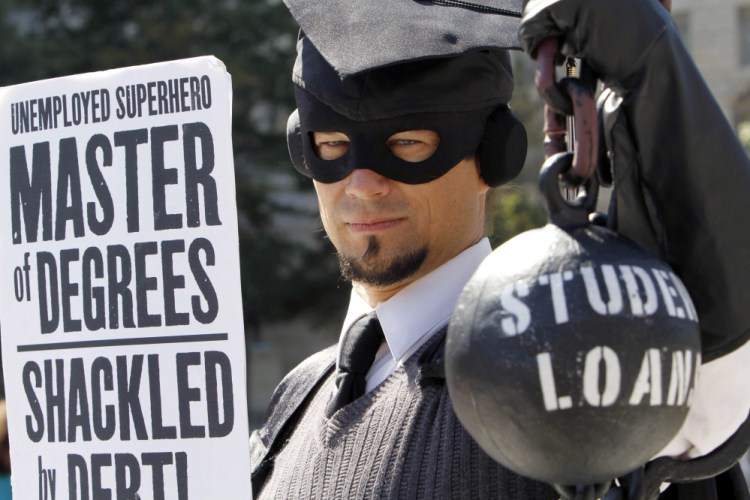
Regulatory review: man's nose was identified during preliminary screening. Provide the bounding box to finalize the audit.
[345,168,392,199]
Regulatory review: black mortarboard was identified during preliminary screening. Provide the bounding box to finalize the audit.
[285,0,524,120]
[285,0,523,78]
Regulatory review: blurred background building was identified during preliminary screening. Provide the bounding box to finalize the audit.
[672,0,750,147]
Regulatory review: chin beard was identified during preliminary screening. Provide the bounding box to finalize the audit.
[339,236,428,287]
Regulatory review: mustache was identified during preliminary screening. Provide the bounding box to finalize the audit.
[336,198,410,219]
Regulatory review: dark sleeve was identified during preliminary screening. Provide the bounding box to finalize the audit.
[249,344,337,492]
[521,0,750,361]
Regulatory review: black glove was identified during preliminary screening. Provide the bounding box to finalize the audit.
[519,0,670,91]
[521,0,750,361]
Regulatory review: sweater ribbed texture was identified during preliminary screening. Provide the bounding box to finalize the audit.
[256,336,557,499]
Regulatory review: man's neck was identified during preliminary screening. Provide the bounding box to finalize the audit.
[352,281,405,307]
[352,236,487,307]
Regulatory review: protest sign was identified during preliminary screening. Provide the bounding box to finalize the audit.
[0,56,252,499]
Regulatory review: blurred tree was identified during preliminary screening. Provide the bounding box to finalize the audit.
[484,52,549,249]
[486,185,547,248]
[0,0,349,327]
[509,52,546,184]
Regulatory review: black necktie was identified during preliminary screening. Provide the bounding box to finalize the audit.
[325,312,384,418]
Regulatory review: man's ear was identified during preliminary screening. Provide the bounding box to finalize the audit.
[478,107,527,187]
[287,109,311,177]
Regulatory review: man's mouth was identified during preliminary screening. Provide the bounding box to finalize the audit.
[346,218,405,232]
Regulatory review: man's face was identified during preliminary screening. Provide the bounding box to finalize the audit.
[313,129,489,296]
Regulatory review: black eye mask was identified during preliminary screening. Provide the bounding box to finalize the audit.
[294,87,492,184]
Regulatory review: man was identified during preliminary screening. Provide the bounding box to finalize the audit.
[250,0,750,497]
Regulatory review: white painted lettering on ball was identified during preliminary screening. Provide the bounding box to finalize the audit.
[539,271,573,324]
[619,265,659,316]
[536,352,560,411]
[583,346,621,407]
[667,350,695,406]
[500,280,530,336]
[581,265,623,315]
[629,348,663,406]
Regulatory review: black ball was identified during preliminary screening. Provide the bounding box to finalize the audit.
[446,223,701,486]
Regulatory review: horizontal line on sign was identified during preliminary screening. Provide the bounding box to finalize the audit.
[16,333,229,352]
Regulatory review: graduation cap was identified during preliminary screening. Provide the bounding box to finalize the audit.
[285,0,523,78]
[284,0,529,186]
[286,0,524,118]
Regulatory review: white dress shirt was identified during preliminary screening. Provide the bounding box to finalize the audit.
[335,237,750,460]
[337,238,492,393]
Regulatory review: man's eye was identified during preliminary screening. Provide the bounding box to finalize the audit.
[315,141,349,160]
[312,132,350,160]
[387,140,438,162]
[391,139,419,146]
[386,130,439,162]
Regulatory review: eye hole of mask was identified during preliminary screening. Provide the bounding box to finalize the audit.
[312,130,440,163]
[312,131,350,160]
[386,130,440,163]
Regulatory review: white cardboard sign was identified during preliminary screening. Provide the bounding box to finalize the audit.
[0,56,251,499]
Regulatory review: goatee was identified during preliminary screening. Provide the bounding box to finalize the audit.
[339,236,428,287]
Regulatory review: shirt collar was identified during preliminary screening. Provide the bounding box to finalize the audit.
[339,237,492,364]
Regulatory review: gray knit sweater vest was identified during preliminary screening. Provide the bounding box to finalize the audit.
[255,334,557,499]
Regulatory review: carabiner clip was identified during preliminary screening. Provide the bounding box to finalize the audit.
[535,37,599,184]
